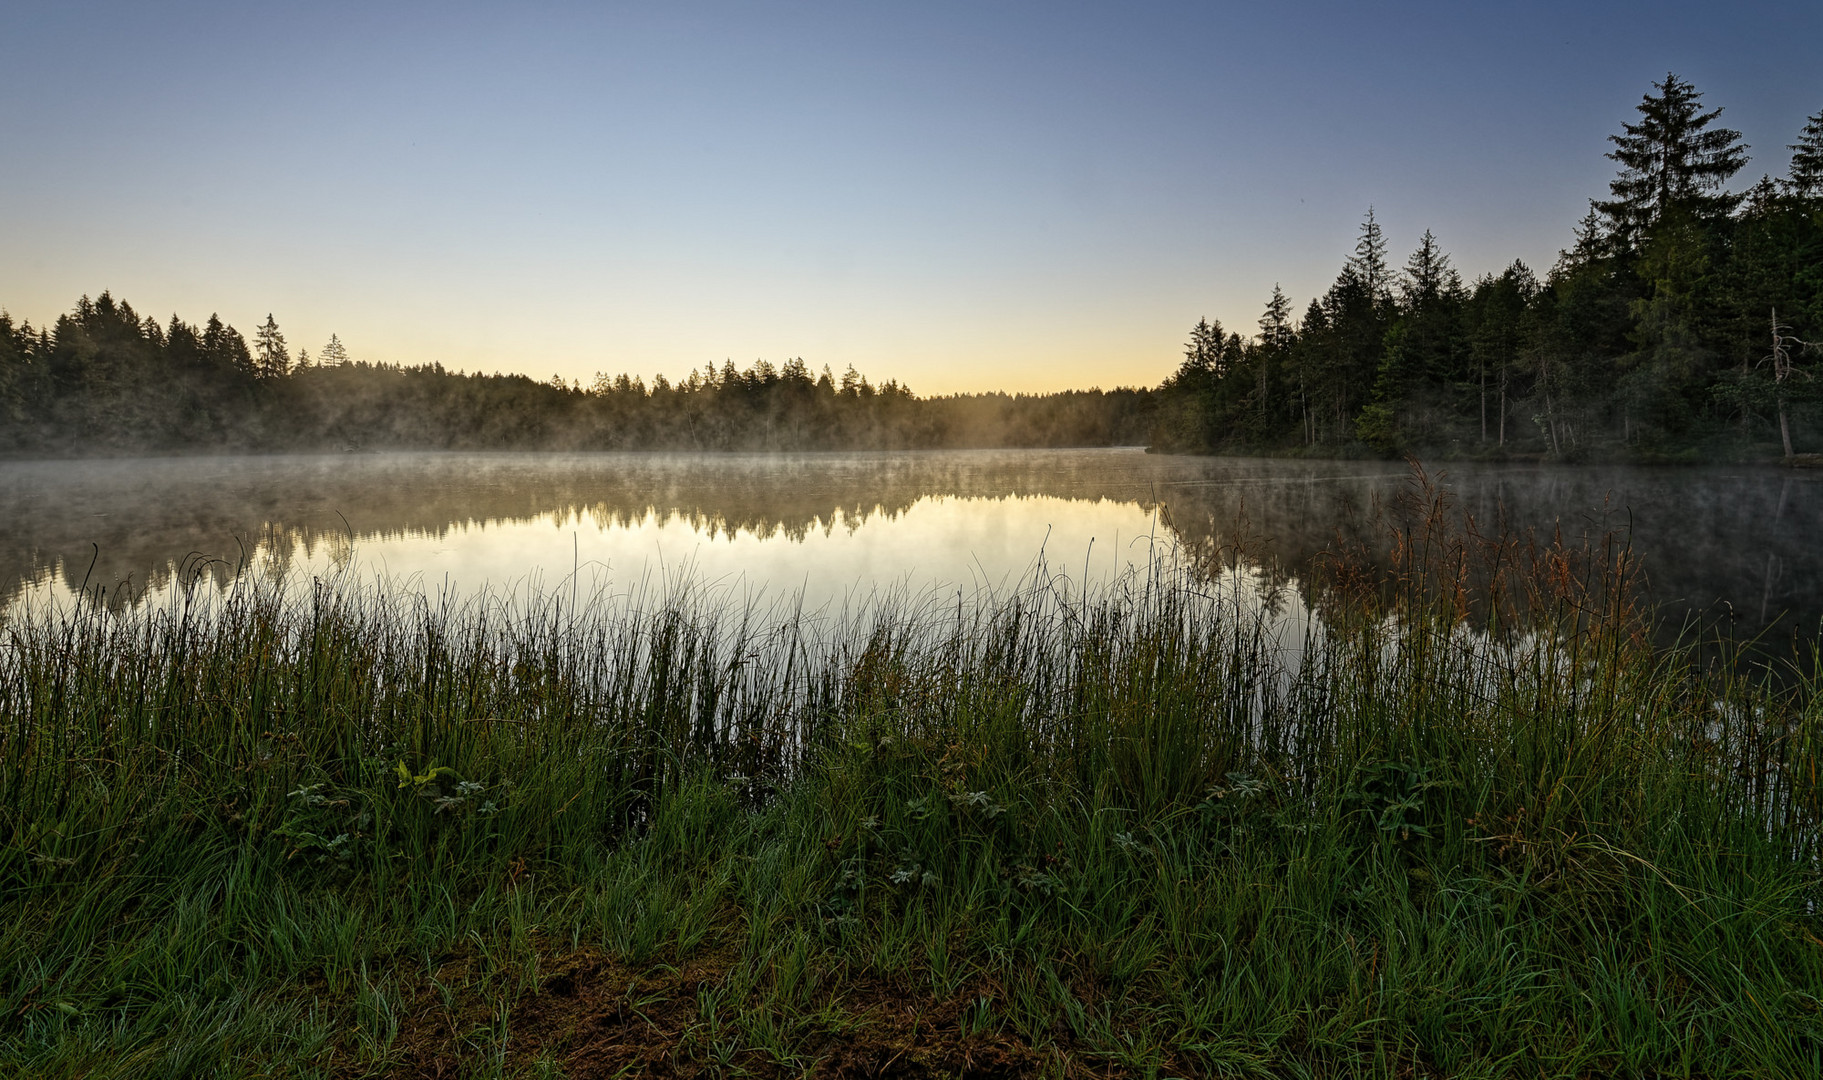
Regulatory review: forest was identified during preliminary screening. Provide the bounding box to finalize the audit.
[0,305,1156,454]
[1153,75,1823,462]
[1,75,1818,462]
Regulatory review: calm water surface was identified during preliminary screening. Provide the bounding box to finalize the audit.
[3,450,1818,644]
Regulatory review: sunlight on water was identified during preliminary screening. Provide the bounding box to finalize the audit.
[5,479,1322,677]
[1,449,1818,652]
[9,488,1275,614]
[403,494,1167,606]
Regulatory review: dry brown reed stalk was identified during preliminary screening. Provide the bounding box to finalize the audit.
[1311,459,1650,658]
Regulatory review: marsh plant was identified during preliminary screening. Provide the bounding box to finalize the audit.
[1,474,1820,1077]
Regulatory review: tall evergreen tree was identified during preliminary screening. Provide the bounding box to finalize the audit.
[1359,230,1465,451]
[202,314,256,379]
[1465,262,1536,447]
[1248,285,1296,438]
[1182,318,1226,377]
[1346,207,1392,300]
[1148,318,1228,451]
[1595,73,1749,242]
[1789,109,1823,200]
[1289,299,1329,445]
[1258,285,1294,350]
[1302,209,1396,440]
[1560,204,1614,270]
[0,312,28,431]
[319,334,350,367]
[253,314,290,380]
[1398,229,1460,311]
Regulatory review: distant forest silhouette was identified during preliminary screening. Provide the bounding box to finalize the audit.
[0,305,1156,454]
[1,75,1818,462]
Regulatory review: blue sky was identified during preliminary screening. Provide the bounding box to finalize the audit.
[3,1,1818,392]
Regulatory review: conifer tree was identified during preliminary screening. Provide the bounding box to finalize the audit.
[202,314,255,379]
[253,314,290,380]
[1252,286,1296,435]
[1302,209,1397,436]
[1555,204,1612,273]
[1398,230,1460,311]
[1258,285,1294,350]
[1346,207,1391,300]
[1466,261,1536,447]
[1595,73,1748,242]
[319,334,350,367]
[1290,299,1330,445]
[0,311,25,426]
[1788,109,1823,200]
[1180,318,1225,378]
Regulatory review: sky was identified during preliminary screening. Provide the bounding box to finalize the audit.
[2,2,1819,395]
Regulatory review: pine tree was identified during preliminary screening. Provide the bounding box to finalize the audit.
[253,314,290,380]
[1595,73,1748,242]
[1788,109,1823,200]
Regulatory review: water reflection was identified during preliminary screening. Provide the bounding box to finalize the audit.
[2,450,1818,645]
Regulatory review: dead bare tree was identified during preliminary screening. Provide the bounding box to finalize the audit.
[1766,307,1814,461]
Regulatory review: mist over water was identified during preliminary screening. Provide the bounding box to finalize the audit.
[3,449,1819,649]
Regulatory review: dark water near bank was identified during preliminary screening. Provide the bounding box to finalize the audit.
[2,450,1818,647]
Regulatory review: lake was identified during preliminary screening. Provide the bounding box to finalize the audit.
[3,449,1819,648]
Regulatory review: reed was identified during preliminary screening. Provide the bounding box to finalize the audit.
[1,479,1819,1077]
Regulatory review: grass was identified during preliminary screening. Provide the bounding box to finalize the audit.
[1,471,1821,1078]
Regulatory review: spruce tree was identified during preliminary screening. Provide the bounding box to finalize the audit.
[1252,286,1295,437]
[0,312,25,426]
[1258,285,1294,350]
[1595,73,1748,242]
[253,314,290,380]
[1180,317,1225,378]
[1788,109,1823,200]
[1555,204,1612,273]
[1359,230,1464,451]
[1398,229,1460,311]
[1305,209,1396,438]
[1346,207,1391,300]
[202,315,255,379]
[319,334,350,367]
[1290,299,1329,445]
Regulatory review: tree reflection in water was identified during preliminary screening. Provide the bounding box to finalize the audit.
[2,451,1818,656]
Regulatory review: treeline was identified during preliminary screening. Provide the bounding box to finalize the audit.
[0,301,1155,454]
[7,74,1818,463]
[582,363,1155,451]
[1153,75,1823,461]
